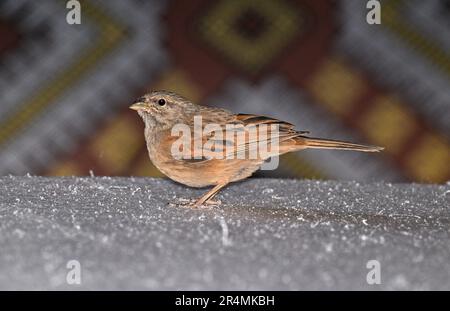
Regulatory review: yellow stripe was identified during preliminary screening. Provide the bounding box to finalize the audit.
[383,0,450,75]
[46,161,83,176]
[405,133,450,183]
[89,116,142,174]
[0,1,126,145]
[307,58,366,116]
[358,95,417,155]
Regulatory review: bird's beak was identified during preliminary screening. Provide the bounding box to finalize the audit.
[129,102,146,111]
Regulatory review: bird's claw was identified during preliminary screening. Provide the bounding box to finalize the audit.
[171,198,222,209]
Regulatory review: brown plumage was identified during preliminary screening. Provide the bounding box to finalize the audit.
[130,91,383,207]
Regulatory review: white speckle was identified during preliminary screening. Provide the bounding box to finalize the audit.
[258,268,268,279]
[13,229,25,238]
[310,221,320,228]
[262,188,274,194]
[412,253,424,263]
[271,195,284,200]
[391,274,409,289]
[218,217,232,247]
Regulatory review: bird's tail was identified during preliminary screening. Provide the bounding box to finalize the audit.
[300,137,383,152]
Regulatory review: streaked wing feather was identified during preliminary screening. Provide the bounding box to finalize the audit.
[177,112,309,161]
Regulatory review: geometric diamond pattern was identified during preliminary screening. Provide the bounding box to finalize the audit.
[0,0,448,184]
[198,0,303,75]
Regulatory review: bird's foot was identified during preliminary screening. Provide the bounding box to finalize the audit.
[171,198,222,209]
[201,199,222,206]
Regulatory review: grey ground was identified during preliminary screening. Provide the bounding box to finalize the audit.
[0,176,449,290]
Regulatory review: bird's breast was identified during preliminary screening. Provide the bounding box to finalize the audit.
[144,130,262,187]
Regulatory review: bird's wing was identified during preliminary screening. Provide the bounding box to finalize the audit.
[235,114,296,130]
[225,113,309,158]
[172,111,309,161]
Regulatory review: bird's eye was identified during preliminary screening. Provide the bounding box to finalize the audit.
[158,99,166,106]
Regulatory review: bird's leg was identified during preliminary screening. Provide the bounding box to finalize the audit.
[194,182,228,207]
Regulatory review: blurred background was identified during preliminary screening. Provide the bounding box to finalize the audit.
[0,0,448,183]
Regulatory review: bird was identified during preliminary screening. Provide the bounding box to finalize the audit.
[130,90,383,207]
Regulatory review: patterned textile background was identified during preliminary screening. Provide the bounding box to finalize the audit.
[0,0,449,183]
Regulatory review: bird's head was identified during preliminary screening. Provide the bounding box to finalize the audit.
[130,91,197,128]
